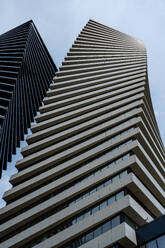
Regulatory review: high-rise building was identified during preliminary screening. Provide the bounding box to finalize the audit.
[0,19,164,248]
[0,20,57,177]
[136,215,165,247]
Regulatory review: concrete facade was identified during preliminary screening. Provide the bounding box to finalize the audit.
[0,19,164,248]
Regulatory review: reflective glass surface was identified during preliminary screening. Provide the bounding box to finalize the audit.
[140,234,165,248]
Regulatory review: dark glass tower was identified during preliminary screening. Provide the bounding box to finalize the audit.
[136,215,165,247]
[0,20,57,177]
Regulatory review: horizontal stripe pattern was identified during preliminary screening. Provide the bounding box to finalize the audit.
[0,19,164,248]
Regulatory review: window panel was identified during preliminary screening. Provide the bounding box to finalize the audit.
[90,188,97,194]
[116,191,124,201]
[112,216,120,228]
[93,226,102,238]
[97,184,104,191]
[77,215,84,222]
[104,179,111,187]
[92,205,100,215]
[72,219,77,225]
[124,215,136,230]
[95,170,100,176]
[106,178,112,185]
[85,231,93,242]
[102,221,111,232]
[100,201,107,210]
[146,240,157,248]
[157,235,165,248]
[81,236,86,244]
[84,210,91,218]
[108,195,115,205]
[112,175,119,182]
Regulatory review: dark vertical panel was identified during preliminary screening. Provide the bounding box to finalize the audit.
[0,20,57,177]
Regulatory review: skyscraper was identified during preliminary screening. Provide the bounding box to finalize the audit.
[0,20,57,177]
[0,19,164,248]
[136,215,165,247]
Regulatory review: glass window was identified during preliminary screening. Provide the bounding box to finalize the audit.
[75,197,80,203]
[112,216,120,228]
[72,219,77,225]
[123,153,130,160]
[120,170,128,178]
[110,161,115,166]
[102,221,111,232]
[93,226,102,238]
[108,195,115,205]
[157,235,165,248]
[104,179,111,187]
[81,236,86,244]
[81,214,86,221]
[112,175,119,182]
[90,188,97,194]
[74,240,81,247]
[78,238,83,246]
[123,188,128,195]
[48,229,54,236]
[85,231,93,242]
[84,210,91,218]
[72,241,77,248]
[77,215,84,223]
[116,191,124,201]
[57,226,62,232]
[92,205,100,215]
[124,216,136,230]
[88,174,93,180]
[106,178,112,186]
[116,158,122,163]
[42,236,48,241]
[97,184,104,191]
[95,170,100,176]
[100,201,107,210]
[83,192,90,198]
[146,240,157,248]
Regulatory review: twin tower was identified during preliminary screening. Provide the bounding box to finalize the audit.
[0,20,165,248]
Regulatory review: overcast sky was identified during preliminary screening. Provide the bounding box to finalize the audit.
[0,0,165,207]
